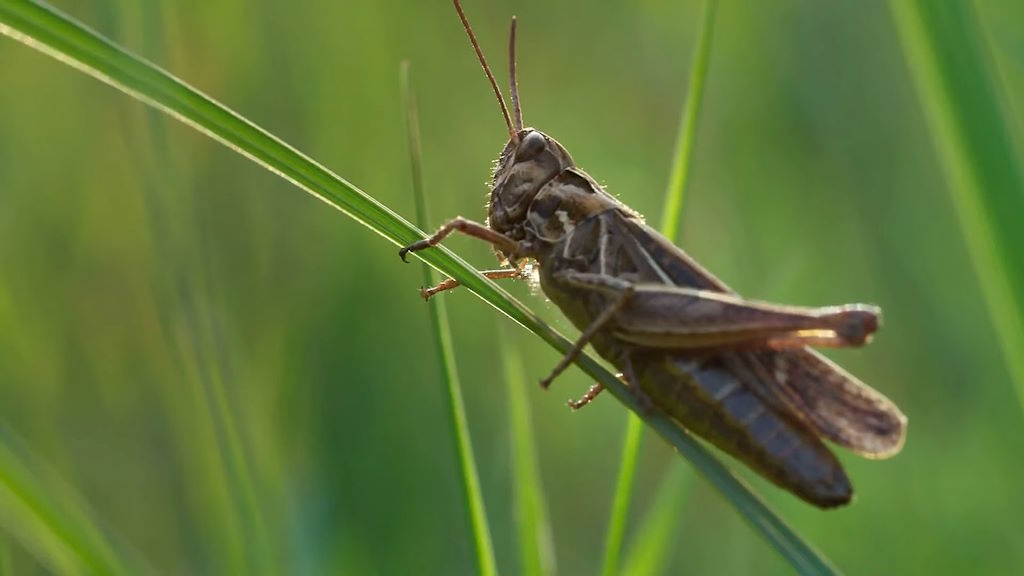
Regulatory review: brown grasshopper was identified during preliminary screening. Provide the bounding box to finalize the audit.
[400,0,907,508]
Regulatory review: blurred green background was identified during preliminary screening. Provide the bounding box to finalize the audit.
[1,0,1023,574]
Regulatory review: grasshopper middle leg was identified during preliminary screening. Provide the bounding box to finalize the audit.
[420,261,529,301]
[539,284,635,389]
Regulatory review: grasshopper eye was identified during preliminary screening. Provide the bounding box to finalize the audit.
[515,131,546,162]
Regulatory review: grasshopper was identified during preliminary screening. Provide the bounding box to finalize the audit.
[400,0,906,508]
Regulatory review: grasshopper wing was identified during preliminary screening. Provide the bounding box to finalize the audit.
[726,349,907,458]
[605,211,907,457]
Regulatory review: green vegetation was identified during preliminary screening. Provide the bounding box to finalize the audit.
[402,62,497,576]
[602,2,716,574]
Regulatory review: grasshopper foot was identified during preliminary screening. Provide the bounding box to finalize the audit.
[399,240,430,263]
[568,383,604,410]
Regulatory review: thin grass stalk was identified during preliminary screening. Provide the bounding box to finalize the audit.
[620,464,693,576]
[0,538,10,575]
[0,2,837,572]
[600,2,716,575]
[501,328,557,576]
[401,62,498,576]
[121,4,273,570]
[890,1,1024,415]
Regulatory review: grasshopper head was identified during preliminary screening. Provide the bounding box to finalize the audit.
[488,129,574,236]
[448,3,575,241]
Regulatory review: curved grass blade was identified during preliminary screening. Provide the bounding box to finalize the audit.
[500,330,557,576]
[401,62,497,576]
[0,2,836,572]
[601,2,717,575]
[890,1,1024,415]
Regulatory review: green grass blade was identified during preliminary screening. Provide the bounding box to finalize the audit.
[0,425,141,575]
[620,464,693,576]
[0,538,10,575]
[890,1,1024,414]
[185,309,273,575]
[601,2,716,575]
[599,420,643,576]
[501,331,557,576]
[659,0,718,242]
[401,62,498,576]
[0,2,836,573]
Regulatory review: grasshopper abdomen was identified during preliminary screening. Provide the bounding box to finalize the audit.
[645,353,852,507]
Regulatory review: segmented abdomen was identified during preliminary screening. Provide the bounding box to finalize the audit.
[636,351,852,507]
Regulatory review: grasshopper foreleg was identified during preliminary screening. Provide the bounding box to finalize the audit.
[399,217,519,262]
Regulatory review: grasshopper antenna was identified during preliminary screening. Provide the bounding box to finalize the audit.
[509,16,523,131]
[452,0,518,143]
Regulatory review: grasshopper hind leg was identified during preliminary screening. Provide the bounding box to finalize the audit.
[567,351,654,413]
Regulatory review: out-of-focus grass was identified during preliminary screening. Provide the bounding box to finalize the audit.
[600,419,643,576]
[115,3,273,571]
[890,1,1024,414]
[402,61,497,576]
[0,539,10,575]
[601,2,719,575]
[0,426,140,575]
[620,464,693,576]
[502,331,556,576]
[659,0,719,242]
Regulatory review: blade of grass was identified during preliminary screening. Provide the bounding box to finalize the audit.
[178,297,273,575]
[120,3,273,571]
[0,424,143,575]
[500,328,557,576]
[600,2,716,575]
[620,464,693,576]
[659,0,718,243]
[600,418,643,576]
[890,1,1024,415]
[0,538,10,575]
[401,62,497,576]
[0,2,837,572]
